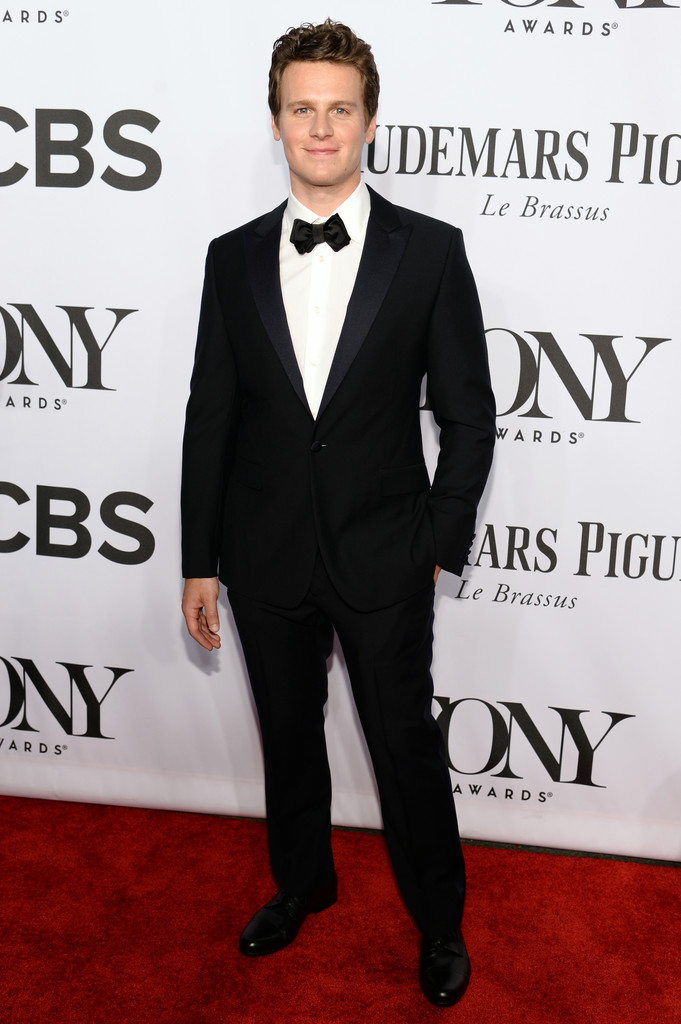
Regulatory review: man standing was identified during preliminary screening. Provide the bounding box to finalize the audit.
[181,19,495,1007]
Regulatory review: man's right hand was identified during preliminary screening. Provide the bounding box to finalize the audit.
[182,577,221,651]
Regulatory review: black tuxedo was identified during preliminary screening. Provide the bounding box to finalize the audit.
[181,185,495,936]
[181,187,494,608]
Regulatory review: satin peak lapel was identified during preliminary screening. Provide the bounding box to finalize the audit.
[244,202,311,414]
[317,190,411,419]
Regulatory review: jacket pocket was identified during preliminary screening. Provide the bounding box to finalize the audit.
[379,462,430,497]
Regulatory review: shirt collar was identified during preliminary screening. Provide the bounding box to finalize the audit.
[283,181,370,245]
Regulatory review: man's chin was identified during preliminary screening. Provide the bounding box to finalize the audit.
[294,169,358,193]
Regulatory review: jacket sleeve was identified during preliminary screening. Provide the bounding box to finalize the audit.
[426,228,495,575]
[180,239,241,578]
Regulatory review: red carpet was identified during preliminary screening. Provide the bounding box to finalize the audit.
[0,795,679,1024]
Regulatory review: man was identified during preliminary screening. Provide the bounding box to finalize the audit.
[181,19,495,1008]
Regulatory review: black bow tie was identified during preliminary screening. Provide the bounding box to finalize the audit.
[290,213,351,254]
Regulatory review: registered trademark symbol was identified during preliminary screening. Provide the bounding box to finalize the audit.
[62,399,67,405]
[578,432,584,439]
[62,745,68,751]
[547,792,553,799]
[612,21,618,28]
[63,9,69,15]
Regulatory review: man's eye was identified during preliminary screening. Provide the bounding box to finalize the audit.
[334,108,348,115]
[295,107,309,115]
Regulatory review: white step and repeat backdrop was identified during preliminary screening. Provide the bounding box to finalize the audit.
[1,0,679,860]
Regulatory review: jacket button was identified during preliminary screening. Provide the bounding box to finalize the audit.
[310,441,325,453]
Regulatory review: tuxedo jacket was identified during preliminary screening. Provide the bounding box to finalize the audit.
[181,186,495,612]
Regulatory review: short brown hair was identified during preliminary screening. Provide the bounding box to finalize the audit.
[269,19,380,126]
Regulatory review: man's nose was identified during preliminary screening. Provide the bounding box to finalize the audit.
[310,112,332,138]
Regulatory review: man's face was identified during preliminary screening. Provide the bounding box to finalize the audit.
[272,60,376,205]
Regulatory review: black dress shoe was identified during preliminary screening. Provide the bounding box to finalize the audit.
[419,929,471,1007]
[238,879,337,956]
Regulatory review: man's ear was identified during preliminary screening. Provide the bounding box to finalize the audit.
[364,113,377,145]
[271,113,281,142]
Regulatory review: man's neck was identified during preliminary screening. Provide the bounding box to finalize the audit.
[289,174,362,218]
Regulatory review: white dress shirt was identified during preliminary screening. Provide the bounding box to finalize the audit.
[279,181,370,418]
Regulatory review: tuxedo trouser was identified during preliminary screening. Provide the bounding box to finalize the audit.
[227,553,465,937]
